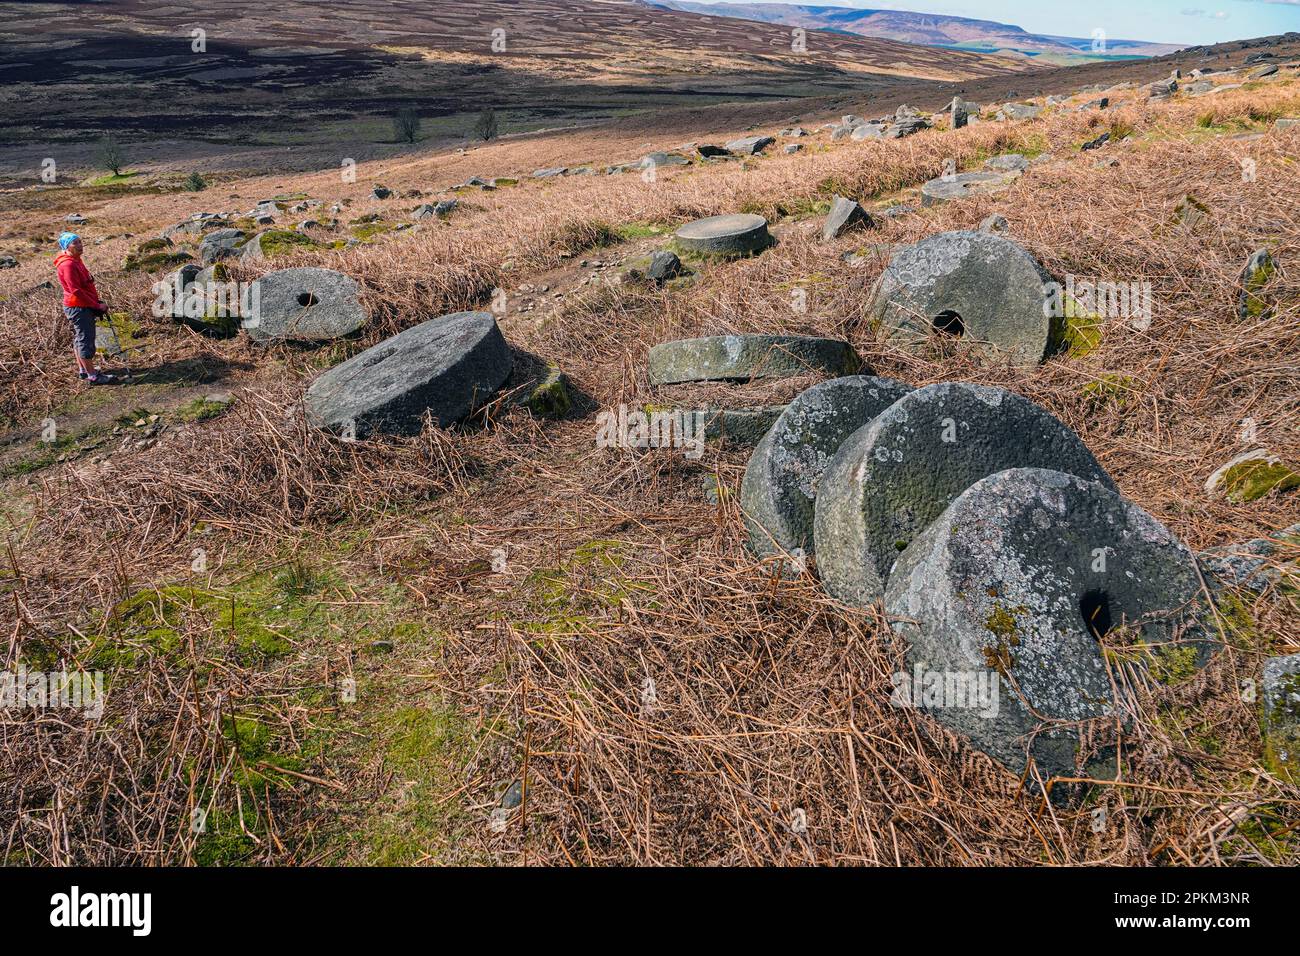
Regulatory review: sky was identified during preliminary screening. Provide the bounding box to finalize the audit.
[706,0,1300,45]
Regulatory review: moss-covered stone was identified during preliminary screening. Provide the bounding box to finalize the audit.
[1207,449,1300,503]
[525,365,572,418]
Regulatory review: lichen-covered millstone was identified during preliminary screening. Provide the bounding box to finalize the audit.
[305,311,512,437]
[885,467,1207,780]
[242,267,367,344]
[1262,654,1300,783]
[920,172,1017,207]
[869,230,1055,366]
[741,376,913,562]
[673,214,771,256]
[647,334,861,385]
[813,382,1114,607]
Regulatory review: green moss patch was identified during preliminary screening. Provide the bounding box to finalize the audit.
[1220,457,1300,504]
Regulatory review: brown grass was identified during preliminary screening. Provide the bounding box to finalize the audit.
[2,78,1299,865]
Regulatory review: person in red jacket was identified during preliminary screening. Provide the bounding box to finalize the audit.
[53,232,115,384]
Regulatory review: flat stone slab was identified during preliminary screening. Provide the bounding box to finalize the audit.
[822,196,873,241]
[648,334,861,385]
[885,467,1208,780]
[305,311,512,437]
[984,153,1029,173]
[1199,522,1300,594]
[725,136,774,155]
[673,214,771,256]
[742,376,913,562]
[242,267,367,344]
[920,171,1016,206]
[869,230,1055,366]
[813,382,1114,607]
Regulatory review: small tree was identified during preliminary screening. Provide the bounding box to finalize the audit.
[184,171,207,192]
[473,108,499,142]
[393,108,421,144]
[97,135,125,176]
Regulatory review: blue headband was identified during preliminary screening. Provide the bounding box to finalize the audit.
[58,232,80,250]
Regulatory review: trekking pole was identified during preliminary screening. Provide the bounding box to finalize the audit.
[100,309,132,380]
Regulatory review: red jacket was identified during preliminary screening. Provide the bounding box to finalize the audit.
[54,251,105,310]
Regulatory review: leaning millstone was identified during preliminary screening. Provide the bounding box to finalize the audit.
[1238,248,1276,320]
[673,213,771,256]
[885,467,1208,781]
[1199,523,1300,594]
[741,376,913,563]
[920,171,1016,206]
[726,136,774,155]
[869,231,1055,365]
[1262,654,1300,783]
[242,267,367,344]
[1204,448,1300,503]
[305,311,512,436]
[822,197,874,241]
[648,334,860,385]
[984,153,1028,173]
[813,383,1114,607]
[199,229,246,265]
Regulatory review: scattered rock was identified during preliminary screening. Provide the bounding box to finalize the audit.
[783,144,802,154]
[1204,448,1300,503]
[950,96,969,129]
[646,250,683,283]
[814,383,1114,607]
[243,267,367,344]
[851,123,887,141]
[648,334,860,385]
[1081,132,1111,151]
[525,365,572,419]
[641,152,691,169]
[1174,194,1211,229]
[920,171,1017,206]
[869,231,1056,365]
[673,213,771,256]
[1001,103,1042,121]
[305,311,512,436]
[979,214,1009,233]
[65,214,87,224]
[433,199,458,218]
[984,153,1029,173]
[371,186,392,199]
[696,144,730,158]
[885,467,1208,780]
[1199,523,1300,594]
[532,167,567,179]
[1277,117,1300,130]
[1262,654,1300,782]
[1249,64,1279,80]
[725,136,775,155]
[0,255,17,269]
[1238,248,1276,320]
[198,228,246,265]
[822,196,874,241]
[741,376,913,563]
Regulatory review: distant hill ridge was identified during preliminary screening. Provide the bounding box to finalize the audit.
[640,1,1186,61]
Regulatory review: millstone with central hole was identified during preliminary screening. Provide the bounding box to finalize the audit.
[813,382,1114,607]
[243,267,367,343]
[305,311,512,436]
[869,230,1055,365]
[648,334,861,385]
[673,214,771,256]
[884,467,1209,780]
[741,376,913,563]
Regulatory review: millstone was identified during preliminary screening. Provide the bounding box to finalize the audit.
[647,334,861,385]
[920,171,1016,206]
[242,267,367,343]
[725,136,774,155]
[1262,654,1300,782]
[673,214,770,256]
[884,467,1209,780]
[741,376,913,562]
[813,382,1114,607]
[869,230,1055,365]
[305,311,512,437]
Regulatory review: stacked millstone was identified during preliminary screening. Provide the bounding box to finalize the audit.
[740,379,1217,781]
[645,333,862,449]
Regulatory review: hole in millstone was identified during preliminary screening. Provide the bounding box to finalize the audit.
[297,292,318,308]
[1080,589,1113,639]
[932,310,964,337]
